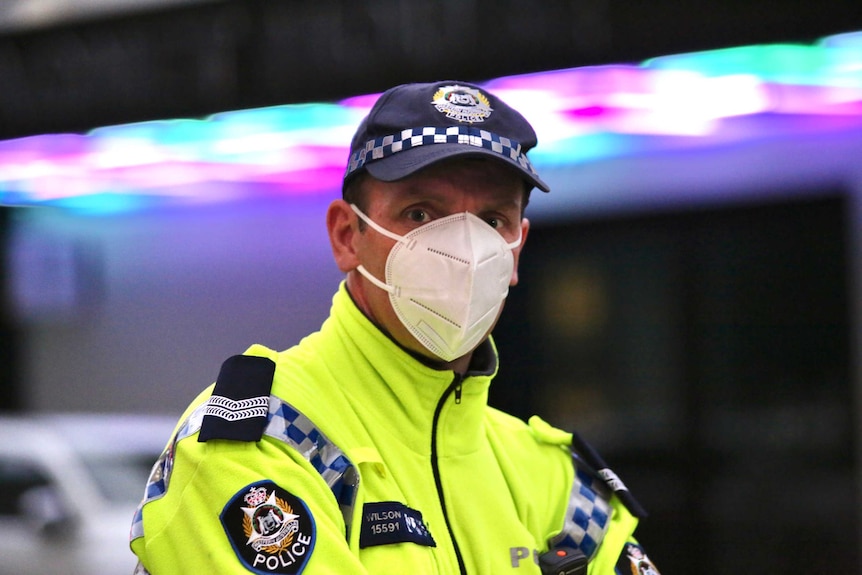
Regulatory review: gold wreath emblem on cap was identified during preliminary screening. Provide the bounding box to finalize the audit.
[431,85,493,123]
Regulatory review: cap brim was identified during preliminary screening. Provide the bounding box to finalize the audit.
[364,144,550,193]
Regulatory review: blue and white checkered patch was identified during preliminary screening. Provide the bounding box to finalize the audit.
[548,463,614,560]
[264,398,360,532]
[129,395,359,543]
[345,126,539,178]
[130,412,198,541]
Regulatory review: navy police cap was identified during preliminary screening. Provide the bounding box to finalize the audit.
[344,81,550,194]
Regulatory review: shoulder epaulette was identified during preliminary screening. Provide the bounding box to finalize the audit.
[547,429,648,566]
[569,429,648,519]
[529,417,648,519]
[198,354,276,443]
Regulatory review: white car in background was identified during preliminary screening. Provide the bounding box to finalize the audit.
[0,413,178,575]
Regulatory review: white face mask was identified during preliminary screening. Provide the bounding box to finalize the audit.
[351,204,521,362]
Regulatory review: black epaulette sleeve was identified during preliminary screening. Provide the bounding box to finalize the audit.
[570,429,648,519]
[197,354,276,443]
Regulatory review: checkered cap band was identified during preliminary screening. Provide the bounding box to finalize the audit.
[549,462,614,559]
[345,126,539,178]
[130,396,359,543]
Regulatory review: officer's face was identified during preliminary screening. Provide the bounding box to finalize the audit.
[330,158,530,368]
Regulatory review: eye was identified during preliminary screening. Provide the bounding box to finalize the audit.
[406,209,430,224]
[485,217,501,229]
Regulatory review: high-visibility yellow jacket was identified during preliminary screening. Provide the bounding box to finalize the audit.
[130,283,655,574]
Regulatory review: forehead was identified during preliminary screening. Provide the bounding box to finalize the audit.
[368,157,527,206]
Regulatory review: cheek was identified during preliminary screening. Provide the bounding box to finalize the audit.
[358,231,395,278]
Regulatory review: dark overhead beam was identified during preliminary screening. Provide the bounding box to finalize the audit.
[0,0,860,139]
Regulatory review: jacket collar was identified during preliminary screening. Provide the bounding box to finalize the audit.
[325,282,498,456]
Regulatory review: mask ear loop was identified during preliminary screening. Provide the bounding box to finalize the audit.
[350,204,406,244]
[349,204,402,295]
[506,228,523,251]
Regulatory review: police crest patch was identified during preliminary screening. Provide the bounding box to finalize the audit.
[221,481,316,574]
[616,542,661,575]
[431,85,493,124]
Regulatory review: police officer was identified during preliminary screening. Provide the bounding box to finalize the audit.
[130,81,660,575]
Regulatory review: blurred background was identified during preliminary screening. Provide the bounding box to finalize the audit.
[1,1,862,573]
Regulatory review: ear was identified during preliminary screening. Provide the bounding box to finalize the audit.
[509,217,530,286]
[327,199,360,273]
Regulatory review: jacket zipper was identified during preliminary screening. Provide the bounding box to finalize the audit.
[431,373,467,575]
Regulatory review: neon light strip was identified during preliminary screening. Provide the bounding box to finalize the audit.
[1,31,861,215]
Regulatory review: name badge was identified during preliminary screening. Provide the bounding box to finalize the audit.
[359,501,436,549]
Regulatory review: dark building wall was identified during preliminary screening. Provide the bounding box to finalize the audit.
[1,0,861,138]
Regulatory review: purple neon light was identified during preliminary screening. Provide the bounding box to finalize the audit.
[0,31,860,214]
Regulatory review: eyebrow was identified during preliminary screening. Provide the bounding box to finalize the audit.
[396,184,523,211]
